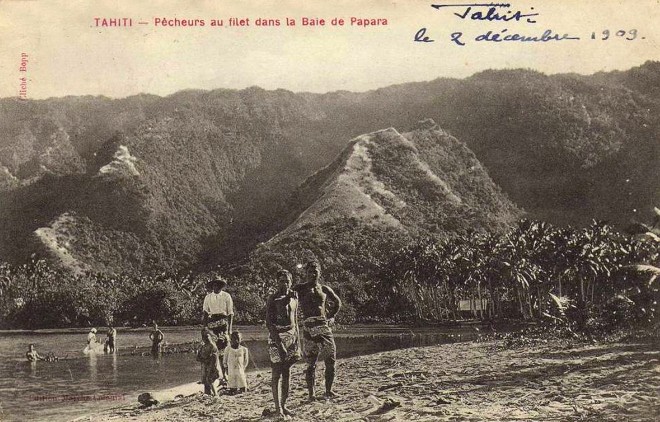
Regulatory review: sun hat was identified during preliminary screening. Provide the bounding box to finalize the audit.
[211,276,227,288]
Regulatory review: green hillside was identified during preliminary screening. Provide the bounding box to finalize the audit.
[0,63,658,273]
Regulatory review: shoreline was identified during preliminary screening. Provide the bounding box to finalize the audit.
[0,321,495,335]
[76,336,660,422]
[0,319,516,336]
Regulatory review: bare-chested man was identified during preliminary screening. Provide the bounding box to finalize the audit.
[26,344,44,362]
[266,269,301,418]
[293,261,342,401]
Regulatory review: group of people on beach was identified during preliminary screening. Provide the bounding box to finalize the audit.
[196,273,248,396]
[198,260,342,419]
[24,260,341,419]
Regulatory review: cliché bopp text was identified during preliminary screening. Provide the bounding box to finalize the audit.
[18,52,28,100]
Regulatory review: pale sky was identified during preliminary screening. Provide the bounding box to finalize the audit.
[0,0,658,99]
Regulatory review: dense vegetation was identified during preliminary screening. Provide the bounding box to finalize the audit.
[2,215,657,330]
[1,62,658,274]
[377,219,660,331]
[0,262,264,329]
[1,63,658,330]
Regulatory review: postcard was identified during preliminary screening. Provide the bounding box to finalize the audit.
[0,1,658,421]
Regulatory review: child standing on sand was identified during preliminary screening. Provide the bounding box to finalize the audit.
[196,331,221,396]
[223,331,249,394]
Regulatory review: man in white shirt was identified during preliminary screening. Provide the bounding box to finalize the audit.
[202,277,234,353]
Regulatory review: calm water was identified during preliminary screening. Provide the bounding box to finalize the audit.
[0,325,478,422]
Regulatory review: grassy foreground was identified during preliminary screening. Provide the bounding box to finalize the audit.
[79,336,659,421]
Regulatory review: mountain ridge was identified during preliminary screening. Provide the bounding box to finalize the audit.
[243,121,522,316]
[265,120,521,248]
[0,62,658,272]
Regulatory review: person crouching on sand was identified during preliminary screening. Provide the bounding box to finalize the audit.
[223,331,249,395]
[196,330,221,396]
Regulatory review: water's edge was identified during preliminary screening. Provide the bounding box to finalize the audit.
[1,324,505,422]
[70,335,481,422]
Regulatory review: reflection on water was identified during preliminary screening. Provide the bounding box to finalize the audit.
[88,353,97,383]
[0,325,480,422]
[111,353,117,384]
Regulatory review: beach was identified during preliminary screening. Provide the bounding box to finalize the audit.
[78,336,660,421]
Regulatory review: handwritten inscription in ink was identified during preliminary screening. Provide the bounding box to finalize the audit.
[415,3,642,47]
[449,6,538,23]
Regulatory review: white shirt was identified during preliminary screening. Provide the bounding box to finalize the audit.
[203,291,234,315]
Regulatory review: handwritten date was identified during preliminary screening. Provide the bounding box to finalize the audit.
[591,30,639,41]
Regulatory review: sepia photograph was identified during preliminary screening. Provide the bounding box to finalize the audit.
[0,0,658,421]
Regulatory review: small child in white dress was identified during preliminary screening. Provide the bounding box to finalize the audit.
[223,331,249,394]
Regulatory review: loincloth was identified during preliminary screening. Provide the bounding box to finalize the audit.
[207,315,229,349]
[302,317,336,361]
[268,327,301,364]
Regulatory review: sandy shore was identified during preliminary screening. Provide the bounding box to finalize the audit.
[77,337,660,421]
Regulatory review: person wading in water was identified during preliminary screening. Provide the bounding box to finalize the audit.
[293,261,342,401]
[149,322,164,355]
[106,326,117,353]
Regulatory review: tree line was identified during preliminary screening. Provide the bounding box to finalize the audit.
[1,218,658,331]
[374,219,659,330]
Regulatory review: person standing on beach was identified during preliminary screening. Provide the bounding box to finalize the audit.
[203,277,234,379]
[223,331,249,394]
[149,322,164,354]
[196,330,221,396]
[293,261,342,401]
[266,269,301,417]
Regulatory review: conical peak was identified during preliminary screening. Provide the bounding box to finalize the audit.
[416,118,438,131]
[353,127,400,144]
